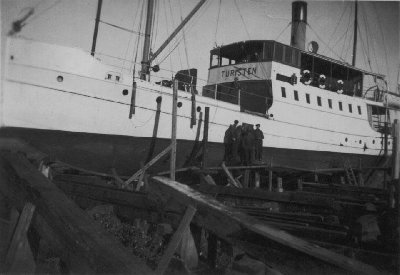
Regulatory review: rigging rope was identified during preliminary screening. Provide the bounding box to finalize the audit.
[233,0,251,39]
[307,23,346,62]
[179,0,191,70]
[214,0,222,45]
[325,2,349,54]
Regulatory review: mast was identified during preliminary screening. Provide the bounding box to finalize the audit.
[91,0,103,56]
[352,0,358,66]
[140,0,155,80]
[149,0,207,64]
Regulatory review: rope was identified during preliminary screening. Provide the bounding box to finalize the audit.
[179,0,191,70]
[100,20,145,36]
[234,0,251,39]
[275,22,291,41]
[214,0,222,45]
[307,23,346,62]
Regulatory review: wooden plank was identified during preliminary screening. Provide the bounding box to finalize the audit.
[146,97,162,163]
[0,152,152,274]
[4,202,35,271]
[202,107,209,168]
[221,162,242,188]
[171,79,178,180]
[151,176,381,275]
[155,205,196,275]
[125,144,172,185]
[129,81,137,118]
[53,176,158,210]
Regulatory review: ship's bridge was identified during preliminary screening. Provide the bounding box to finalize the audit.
[203,40,385,115]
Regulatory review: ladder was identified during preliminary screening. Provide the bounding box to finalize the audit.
[343,159,358,186]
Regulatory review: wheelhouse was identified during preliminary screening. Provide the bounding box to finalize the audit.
[203,40,385,115]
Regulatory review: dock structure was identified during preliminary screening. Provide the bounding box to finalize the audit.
[0,121,398,274]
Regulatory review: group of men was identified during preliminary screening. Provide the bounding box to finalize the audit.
[223,120,264,165]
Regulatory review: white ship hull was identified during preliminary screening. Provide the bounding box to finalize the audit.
[0,38,392,175]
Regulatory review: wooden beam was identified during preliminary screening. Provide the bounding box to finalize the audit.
[151,176,381,275]
[125,144,172,185]
[155,205,196,274]
[171,79,178,180]
[202,107,209,168]
[4,202,35,272]
[0,152,152,274]
[221,162,242,188]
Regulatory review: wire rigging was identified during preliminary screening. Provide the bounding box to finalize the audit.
[214,0,222,45]
[233,0,251,39]
[179,0,191,70]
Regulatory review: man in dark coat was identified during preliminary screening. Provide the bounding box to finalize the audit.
[224,120,239,161]
[241,125,255,165]
[254,124,264,161]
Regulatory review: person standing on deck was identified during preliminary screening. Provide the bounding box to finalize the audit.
[224,120,239,162]
[232,121,242,163]
[254,124,264,161]
[241,125,255,165]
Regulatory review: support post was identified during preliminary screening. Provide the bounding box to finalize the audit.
[90,0,103,56]
[254,171,260,188]
[146,97,162,162]
[171,79,178,180]
[129,81,137,118]
[277,177,283,192]
[202,107,209,168]
[268,168,273,192]
[155,205,196,275]
[243,169,250,188]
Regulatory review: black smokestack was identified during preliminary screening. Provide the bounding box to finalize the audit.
[290,1,307,50]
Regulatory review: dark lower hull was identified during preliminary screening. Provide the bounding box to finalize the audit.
[0,127,383,176]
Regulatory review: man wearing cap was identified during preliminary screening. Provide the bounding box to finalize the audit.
[224,120,239,161]
[254,124,264,161]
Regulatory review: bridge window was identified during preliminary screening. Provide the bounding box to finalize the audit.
[281,87,286,98]
[294,90,299,101]
[328,99,332,109]
[274,43,284,62]
[317,96,322,106]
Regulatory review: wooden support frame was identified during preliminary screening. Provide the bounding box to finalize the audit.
[155,205,196,275]
[202,107,209,168]
[4,202,36,272]
[0,151,152,273]
[170,79,178,180]
[221,162,242,188]
[151,176,381,275]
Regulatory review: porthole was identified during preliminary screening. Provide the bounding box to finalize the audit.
[177,102,183,108]
[345,137,348,142]
[156,96,162,103]
[197,106,201,112]
[122,89,129,96]
[10,55,14,60]
[373,140,375,144]
[359,140,362,144]
[57,75,64,82]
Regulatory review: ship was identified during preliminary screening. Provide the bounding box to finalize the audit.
[1,0,398,177]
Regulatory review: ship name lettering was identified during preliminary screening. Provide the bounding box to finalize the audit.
[221,67,257,78]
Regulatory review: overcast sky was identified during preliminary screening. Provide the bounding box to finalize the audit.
[2,0,399,91]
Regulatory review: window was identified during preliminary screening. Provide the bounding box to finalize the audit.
[317,96,322,106]
[357,106,362,115]
[281,87,286,98]
[328,99,332,109]
[294,90,299,101]
[348,104,353,113]
[275,43,284,62]
[338,101,343,111]
[306,93,310,104]
[284,46,292,64]
[107,74,112,80]
[115,76,120,81]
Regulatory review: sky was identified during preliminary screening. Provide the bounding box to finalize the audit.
[1,0,399,92]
